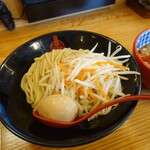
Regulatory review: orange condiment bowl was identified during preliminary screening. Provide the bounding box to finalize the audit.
[133,28,150,89]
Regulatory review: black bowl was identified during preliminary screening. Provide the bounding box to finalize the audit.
[0,30,141,148]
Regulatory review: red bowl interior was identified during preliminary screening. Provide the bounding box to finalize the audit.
[133,28,150,89]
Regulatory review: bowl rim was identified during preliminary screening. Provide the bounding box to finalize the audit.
[0,30,141,147]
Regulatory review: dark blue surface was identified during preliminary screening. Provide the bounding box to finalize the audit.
[0,30,141,148]
[21,0,116,22]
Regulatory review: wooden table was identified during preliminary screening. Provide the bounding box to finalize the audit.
[0,1,150,150]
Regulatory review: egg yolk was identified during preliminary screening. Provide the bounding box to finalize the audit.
[36,94,78,122]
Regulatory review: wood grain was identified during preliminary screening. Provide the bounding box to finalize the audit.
[3,0,23,18]
[0,0,150,149]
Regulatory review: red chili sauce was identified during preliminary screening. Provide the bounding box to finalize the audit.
[138,44,150,67]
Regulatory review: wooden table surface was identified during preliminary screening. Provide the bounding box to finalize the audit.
[0,1,150,150]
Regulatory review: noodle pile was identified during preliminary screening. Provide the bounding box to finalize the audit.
[21,43,140,120]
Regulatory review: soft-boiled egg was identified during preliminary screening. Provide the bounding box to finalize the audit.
[36,94,78,122]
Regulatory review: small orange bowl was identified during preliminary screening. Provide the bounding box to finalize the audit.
[133,28,150,89]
